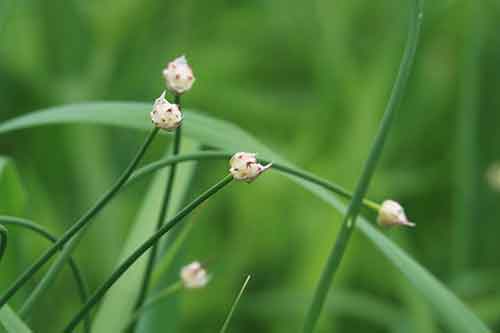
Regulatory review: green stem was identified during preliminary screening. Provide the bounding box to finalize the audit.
[220,275,251,333]
[0,216,91,333]
[302,1,423,332]
[452,0,481,275]
[133,104,183,322]
[19,228,83,318]
[127,152,380,212]
[126,281,183,331]
[0,127,159,309]
[0,225,7,264]
[63,175,233,332]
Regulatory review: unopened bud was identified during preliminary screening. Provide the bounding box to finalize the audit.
[162,55,195,95]
[180,261,209,289]
[377,200,415,227]
[150,91,182,130]
[229,152,272,183]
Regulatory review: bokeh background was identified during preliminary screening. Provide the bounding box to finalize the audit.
[1,0,500,332]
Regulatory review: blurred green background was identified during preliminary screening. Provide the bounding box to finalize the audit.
[1,0,500,332]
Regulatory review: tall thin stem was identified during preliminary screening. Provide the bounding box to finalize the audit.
[302,1,423,332]
[132,94,183,324]
[0,127,159,309]
[452,0,481,275]
[63,175,233,332]
[220,275,251,333]
[0,216,91,333]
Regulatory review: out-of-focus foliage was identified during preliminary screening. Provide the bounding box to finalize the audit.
[0,0,499,332]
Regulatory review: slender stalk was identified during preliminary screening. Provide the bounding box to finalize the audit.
[19,228,83,317]
[125,281,183,331]
[452,0,480,275]
[302,1,423,332]
[0,225,7,264]
[63,175,233,332]
[133,95,183,322]
[0,216,91,333]
[0,127,159,309]
[127,152,380,212]
[220,275,251,333]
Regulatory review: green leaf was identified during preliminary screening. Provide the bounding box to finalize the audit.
[0,103,490,332]
[0,103,272,156]
[92,138,199,333]
[0,157,27,292]
[0,305,32,333]
[0,157,26,215]
[243,289,401,330]
[358,221,489,333]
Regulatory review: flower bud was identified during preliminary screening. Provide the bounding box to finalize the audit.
[229,152,272,183]
[180,261,209,289]
[377,200,415,227]
[162,55,195,95]
[150,91,182,130]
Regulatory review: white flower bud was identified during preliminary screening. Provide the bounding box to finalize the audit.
[180,261,209,289]
[229,152,272,183]
[150,91,182,130]
[162,55,195,95]
[377,200,415,227]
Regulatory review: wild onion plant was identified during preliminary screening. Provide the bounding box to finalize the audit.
[0,0,493,332]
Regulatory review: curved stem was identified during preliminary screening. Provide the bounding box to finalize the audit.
[126,281,183,331]
[63,175,233,332]
[0,225,7,264]
[127,151,380,212]
[0,127,159,309]
[0,216,91,333]
[302,1,423,332]
[133,101,183,325]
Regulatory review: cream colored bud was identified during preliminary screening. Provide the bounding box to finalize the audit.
[229,152,272,182]
[150,91,182,130]
[377,200,415,227]
[162,55,195,95]
[180,261,209,289]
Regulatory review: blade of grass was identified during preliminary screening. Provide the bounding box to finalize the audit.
[0,216,90,333]
[0,157,26,216]
[220,275,251,333]
[452,0,481,275]
[0,305,32,333]
[244,289,402,330]
[0,127,159,309]
[63,175,233,332]
[357,220,490,333]
[302,1,423,331]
